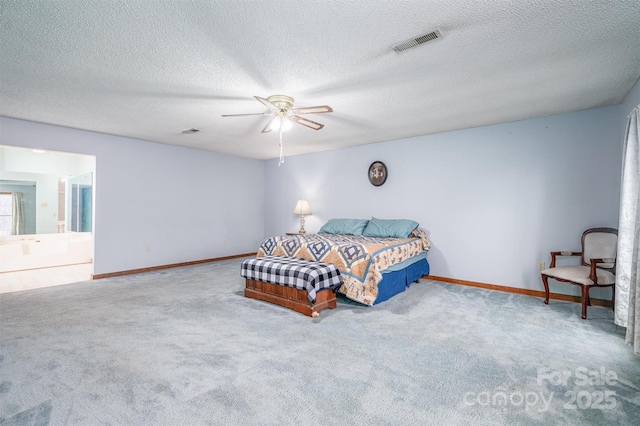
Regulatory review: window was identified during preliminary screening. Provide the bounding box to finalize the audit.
[0,193,12,236]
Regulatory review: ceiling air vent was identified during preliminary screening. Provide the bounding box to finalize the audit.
[392,29,443,53]
[181,128,201,134]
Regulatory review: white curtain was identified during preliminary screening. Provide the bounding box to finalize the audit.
[615,105,640,355]
[11,192,25,235]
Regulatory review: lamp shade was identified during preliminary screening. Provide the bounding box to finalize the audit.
[293,199,312,215]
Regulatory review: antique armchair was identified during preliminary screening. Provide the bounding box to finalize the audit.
[540,228,617,319]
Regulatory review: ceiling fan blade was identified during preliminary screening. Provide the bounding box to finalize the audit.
[261,116,277,133]
[290,115,324,130]
[254,96,279,111]
[291,105,333,114]
[221,112,272,117]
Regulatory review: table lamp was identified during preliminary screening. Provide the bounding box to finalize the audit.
[293,200,312,234]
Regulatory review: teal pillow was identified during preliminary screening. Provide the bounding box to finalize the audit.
[319,219,369,235]
[362,217,419,238]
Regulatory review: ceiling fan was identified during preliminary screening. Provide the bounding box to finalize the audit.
[222,95,333,133]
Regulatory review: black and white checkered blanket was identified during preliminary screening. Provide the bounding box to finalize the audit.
[241,256,343,304]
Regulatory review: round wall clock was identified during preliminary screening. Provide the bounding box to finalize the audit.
[368,161,387,186]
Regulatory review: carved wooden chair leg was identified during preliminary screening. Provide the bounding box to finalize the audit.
[541,274,550,305]
[581,285,590,319]
[586,293,591,306]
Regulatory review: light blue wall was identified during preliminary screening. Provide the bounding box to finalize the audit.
[0,117,265,275]
[0,100,627,299]
[264,106,622,297]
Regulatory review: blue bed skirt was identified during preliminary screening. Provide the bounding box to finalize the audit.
[374,258,430,304]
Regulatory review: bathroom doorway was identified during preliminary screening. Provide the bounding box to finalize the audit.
[0,146,95,293]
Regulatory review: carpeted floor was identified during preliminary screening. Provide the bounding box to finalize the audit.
[1,257,638,425]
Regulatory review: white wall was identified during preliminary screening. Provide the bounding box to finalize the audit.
[0,146,90,176]
[36,174,59,233]
[264,106,622,298]
[0,117,265,275]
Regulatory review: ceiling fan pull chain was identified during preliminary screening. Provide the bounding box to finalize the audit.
[278,127,284,166]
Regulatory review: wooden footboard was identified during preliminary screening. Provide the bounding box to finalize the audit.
[244,278,337,317]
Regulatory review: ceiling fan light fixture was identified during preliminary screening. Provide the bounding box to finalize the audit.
[281,117,293,132]
[222,94,333,165]
[270,116,293,132]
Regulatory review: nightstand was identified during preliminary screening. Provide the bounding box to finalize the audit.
[286,232,303,236]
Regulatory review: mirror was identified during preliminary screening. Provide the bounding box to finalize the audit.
[0,173,93,236]
[0,180,36,235]
[0,146,95,236]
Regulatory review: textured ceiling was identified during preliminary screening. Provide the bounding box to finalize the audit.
[1,0,639,160]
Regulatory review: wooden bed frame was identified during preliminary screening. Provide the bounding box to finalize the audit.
[244,278,337,317]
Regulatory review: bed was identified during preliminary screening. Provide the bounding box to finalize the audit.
[256,218,430,305]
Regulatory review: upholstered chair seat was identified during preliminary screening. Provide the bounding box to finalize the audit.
[540,228,617,319]
[541,265,615,286]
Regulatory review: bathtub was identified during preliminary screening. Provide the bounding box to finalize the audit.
[0,233,92,273]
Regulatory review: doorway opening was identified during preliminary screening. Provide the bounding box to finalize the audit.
[0,146,95,293]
